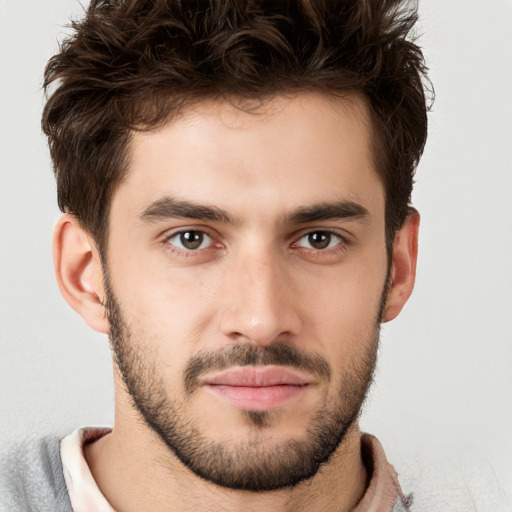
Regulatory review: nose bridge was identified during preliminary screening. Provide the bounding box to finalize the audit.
[220,241,301,345]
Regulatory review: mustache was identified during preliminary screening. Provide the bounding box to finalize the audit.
[184,342,331,394]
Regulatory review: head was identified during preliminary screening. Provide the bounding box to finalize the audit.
[47,0,429,492]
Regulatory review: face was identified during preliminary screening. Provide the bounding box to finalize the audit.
[104,93,389,490]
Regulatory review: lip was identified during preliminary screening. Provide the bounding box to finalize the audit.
[202,366,312,411]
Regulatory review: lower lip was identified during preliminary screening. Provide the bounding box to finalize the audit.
[204,384,308,410]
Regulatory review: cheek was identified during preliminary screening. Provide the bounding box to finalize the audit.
[111,258,222,355]
[297,257,386,356]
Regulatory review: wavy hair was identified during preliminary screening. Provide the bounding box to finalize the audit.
[43,0,432,254]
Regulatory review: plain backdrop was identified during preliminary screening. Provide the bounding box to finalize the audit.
[1,1,511,509]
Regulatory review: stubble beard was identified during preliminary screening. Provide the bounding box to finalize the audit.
[104,272,383,492]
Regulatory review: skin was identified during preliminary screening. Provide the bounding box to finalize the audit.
[53,92,419,511]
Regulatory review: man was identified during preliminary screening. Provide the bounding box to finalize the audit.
[0,0,430,510]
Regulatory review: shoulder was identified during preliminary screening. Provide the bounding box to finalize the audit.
[0,436,72,512]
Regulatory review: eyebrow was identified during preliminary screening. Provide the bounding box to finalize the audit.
[139,196,369,225]
[284,201,369,224]
[140,197,235,224]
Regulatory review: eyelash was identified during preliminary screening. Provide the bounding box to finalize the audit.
[163,229,220,258]
[162,228,349,259]
[291,230,349,261]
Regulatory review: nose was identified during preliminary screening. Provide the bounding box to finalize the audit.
[219,245,303,346]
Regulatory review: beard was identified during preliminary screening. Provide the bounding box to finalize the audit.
[104,273,383,492]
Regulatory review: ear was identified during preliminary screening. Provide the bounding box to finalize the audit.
[382,209,420,322]
[53,214,109,334]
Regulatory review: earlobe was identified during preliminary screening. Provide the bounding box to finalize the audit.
[382,209,420,323]
[53,214,109,334]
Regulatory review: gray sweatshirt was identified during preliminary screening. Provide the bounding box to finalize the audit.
[0,436,72,512]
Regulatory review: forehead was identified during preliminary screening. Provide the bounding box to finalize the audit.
[114,92,383,223]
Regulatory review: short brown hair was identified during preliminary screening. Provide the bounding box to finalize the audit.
[42,0,431,254]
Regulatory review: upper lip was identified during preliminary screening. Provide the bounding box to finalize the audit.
[202,366,312,387]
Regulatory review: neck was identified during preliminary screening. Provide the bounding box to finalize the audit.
[85,418,367,512]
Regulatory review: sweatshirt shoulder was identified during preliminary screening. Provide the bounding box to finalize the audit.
[0,436,73,512]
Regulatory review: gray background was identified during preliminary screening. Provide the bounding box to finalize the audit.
[1,1,511,509]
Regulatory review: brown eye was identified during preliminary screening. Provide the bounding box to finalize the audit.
[308,232,331,249]
[168,230,211,251]
[296,231,342,250]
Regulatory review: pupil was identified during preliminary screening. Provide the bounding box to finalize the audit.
[309,232,330,249]
[181,231,203,250]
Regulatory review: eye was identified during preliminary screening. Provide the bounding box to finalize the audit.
[295,231,343,250]
[167,230,213,251]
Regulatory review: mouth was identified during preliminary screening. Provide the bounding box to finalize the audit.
[201,366,312,411]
